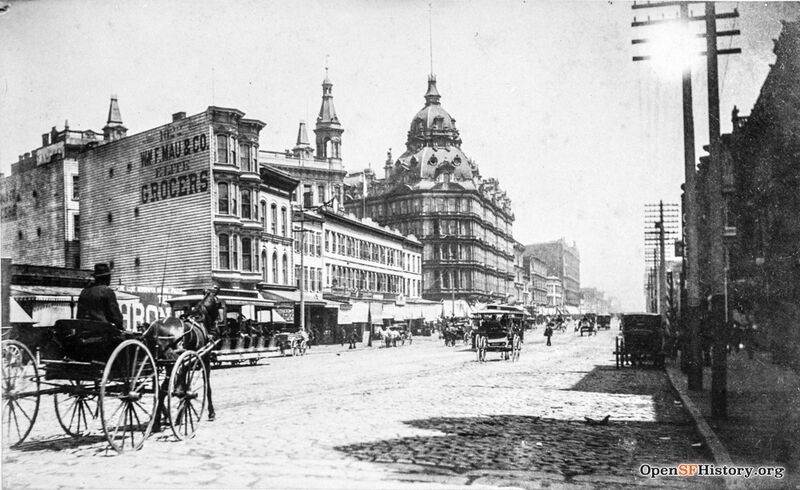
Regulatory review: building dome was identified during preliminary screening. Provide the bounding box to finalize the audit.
[410,101,455,133]
[389,75,476,184]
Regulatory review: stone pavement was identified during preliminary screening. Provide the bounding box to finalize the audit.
[667,349,800,490]
[3,331,718,489]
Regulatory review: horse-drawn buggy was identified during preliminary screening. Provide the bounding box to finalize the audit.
[2,287,221,453]
[596,315,611,330]
[473,308,524,362]
[442,320,468,347]
[614,313,665,368]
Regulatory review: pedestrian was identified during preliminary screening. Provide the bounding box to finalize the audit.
[544,323,553,346]
[349,328,358,349]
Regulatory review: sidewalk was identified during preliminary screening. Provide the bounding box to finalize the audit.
[666,350,800,489]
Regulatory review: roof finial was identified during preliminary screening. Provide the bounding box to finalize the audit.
[428,1,434,77]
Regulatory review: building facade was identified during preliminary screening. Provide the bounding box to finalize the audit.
[80,106,291,294]
[698,20,800,367]
[524,239,581,309]
[0,98,125,268]
[526,255,548,308]
[545,275,563,308]
[344,75,516,303]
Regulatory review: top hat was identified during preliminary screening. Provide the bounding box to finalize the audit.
[92,263,112,277]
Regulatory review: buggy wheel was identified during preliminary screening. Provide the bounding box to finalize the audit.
[168,351,207,441]
[512,335,522,362]
[54,380,98,437]
[99,340,157,453]
[2,340,40,447]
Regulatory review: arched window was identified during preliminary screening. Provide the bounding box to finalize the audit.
[261,251,267,281]
[218,183,229,214]
[272,252,278,283]
[242,237,252,271]
[216,134,228,163]
[218,234,230,269]
[271,204,277,234]
[281,207,287,236]
[241,190,251,219]
[282,254,288,284]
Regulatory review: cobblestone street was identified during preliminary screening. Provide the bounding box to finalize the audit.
[3,331,719,489]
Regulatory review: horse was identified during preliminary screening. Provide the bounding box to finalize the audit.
[149,286,221,430]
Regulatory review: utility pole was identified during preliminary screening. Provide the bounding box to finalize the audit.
[659,201,667,328]
[705,1,727,419]
[631,1,739,398]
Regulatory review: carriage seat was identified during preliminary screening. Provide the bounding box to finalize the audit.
[53,319,125,363]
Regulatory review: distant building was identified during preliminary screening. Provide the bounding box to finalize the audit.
[344,75,517,303]
[524,239,580,309]
[525,255,548,308]
[545,275,563,308]
[0,98,122,268]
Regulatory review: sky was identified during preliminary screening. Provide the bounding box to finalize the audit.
[1,0,797,310]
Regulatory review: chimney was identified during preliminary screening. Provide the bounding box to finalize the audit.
[172,111,186,122]
[42,133,50,147]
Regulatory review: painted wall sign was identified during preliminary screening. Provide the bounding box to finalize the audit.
[138,130,209,205]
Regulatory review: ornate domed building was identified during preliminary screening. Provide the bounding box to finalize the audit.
[345,75,516,303]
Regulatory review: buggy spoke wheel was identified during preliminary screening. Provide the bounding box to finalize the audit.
[100,340,157,453]
[2,340,40,447]
[54,380,99,437]
[168,351,207,440]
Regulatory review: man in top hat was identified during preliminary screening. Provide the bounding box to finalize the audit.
[77,263,124,329]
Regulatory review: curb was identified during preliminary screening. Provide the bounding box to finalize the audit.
[664,364,744,490]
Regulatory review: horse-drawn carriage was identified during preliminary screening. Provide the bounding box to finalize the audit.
[2,288,220,453]
[614,313,665,368]
[472,308,524,362]
[167,292,281,366]
[442,320,468,347]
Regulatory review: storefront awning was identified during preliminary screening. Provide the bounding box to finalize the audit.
[12,285,138,302]
[9,298,35,324]
[260,290,328,306]
[168,294,275,308]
